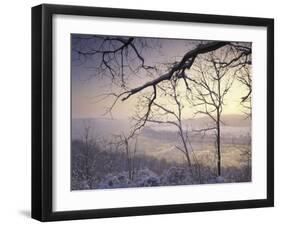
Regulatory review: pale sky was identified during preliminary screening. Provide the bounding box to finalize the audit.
[71,35,251,120]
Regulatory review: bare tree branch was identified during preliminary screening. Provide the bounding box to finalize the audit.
[121,42,229,101]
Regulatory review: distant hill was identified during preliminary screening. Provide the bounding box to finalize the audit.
[72,118,131,140]
[182,114,251,128]
[142,114,251,143]
[72,114,251,140]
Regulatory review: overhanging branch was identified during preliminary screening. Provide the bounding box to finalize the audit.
[121,41,229,101]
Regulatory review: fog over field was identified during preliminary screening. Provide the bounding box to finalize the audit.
[72,114,251,143]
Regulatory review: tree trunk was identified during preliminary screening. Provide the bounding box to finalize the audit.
[125,141,132,180]
[217,109,221,176]
[179,128,192,167]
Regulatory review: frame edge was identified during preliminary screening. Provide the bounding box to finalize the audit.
[32,4,54,222]
[31,4,44,221]
[266,18,274,207]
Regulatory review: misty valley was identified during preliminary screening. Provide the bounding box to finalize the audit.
[71,115,251,190]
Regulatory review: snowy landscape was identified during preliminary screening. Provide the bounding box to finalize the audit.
[71,34,252,190]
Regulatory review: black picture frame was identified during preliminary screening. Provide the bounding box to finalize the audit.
[32,3,274,222]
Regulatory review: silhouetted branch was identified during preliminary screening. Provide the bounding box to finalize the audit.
[121,42,229,100]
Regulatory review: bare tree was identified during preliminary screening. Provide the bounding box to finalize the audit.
[237,65,252,117]
[115,134,138,180]
[135,78,194,165]
[82,121,92,183]
[79,120,99,186]
[212,42,252,117]
[187,50,237,177]
[132,75,206,182]
[232,134,251,181]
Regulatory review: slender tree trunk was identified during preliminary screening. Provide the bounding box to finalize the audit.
[216,72,222,177]
[179,128,192,167]
[216,108,221,176]
[85,142,91,187]
[125,141,132,180]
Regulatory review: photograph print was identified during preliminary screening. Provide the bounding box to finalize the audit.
[71,34,252,191]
